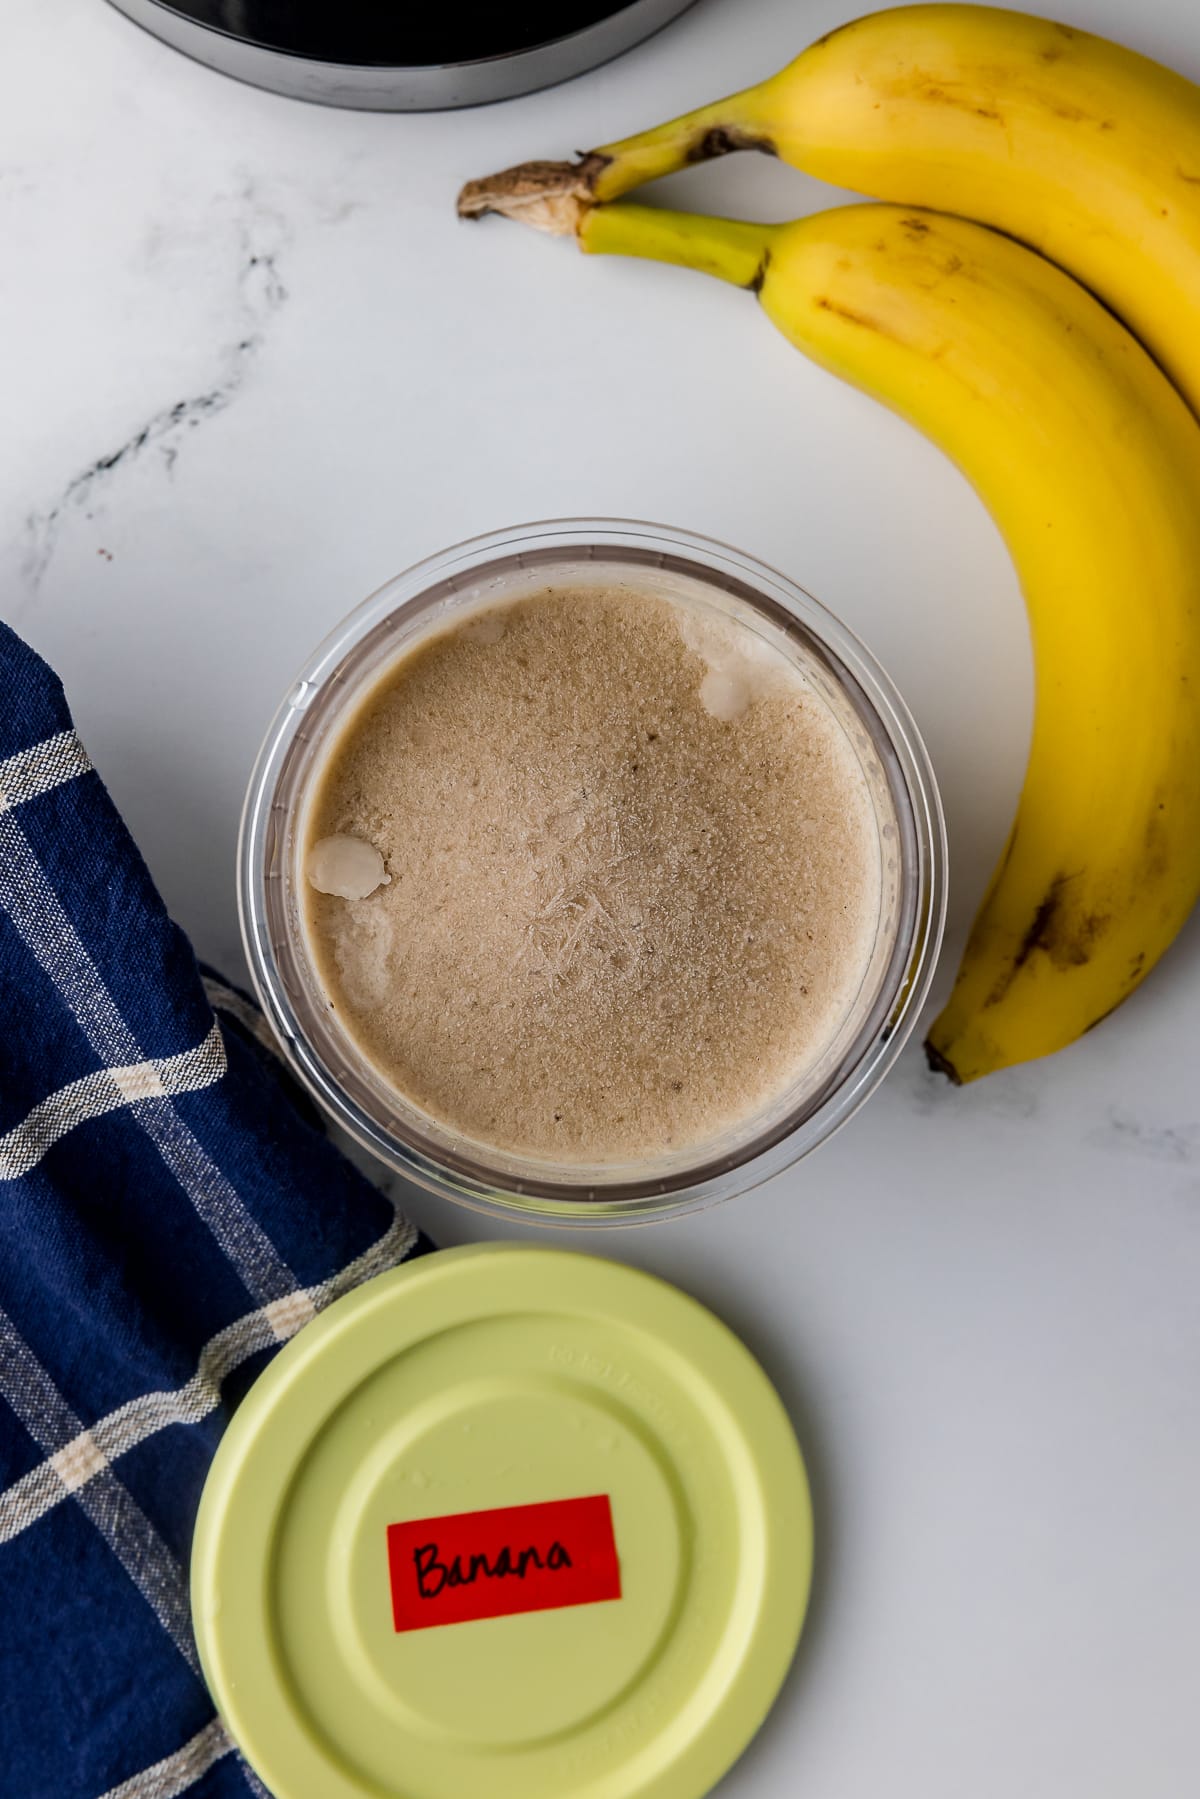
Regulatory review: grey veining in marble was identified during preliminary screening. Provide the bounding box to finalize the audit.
[23,180,291,590]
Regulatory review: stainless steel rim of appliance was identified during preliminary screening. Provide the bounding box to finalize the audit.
[103,0,701,110]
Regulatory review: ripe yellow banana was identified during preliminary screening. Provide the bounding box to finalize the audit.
[456,197,1200,1080]
[458,4,1200,417]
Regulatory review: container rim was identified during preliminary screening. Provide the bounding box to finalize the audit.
[238,518,947,1226]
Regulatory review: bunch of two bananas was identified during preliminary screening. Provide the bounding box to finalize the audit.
[459,4,1200,1085]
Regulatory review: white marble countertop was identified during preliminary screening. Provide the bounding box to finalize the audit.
[5,0,1200,1793]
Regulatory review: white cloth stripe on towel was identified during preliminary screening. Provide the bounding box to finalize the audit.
[0,1306,199,1675]
[201,977,284,1061]
[129,1100,296,1304]
[96,1717,235,1799]
[0,1020,227,1180]
[0,1201,417,1543]
[0,729,92,813]
[0,810,297,1304]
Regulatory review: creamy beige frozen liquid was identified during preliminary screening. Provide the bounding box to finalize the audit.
[303,584,887,1165]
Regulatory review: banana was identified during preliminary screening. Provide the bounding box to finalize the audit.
[456,197,1200,1080]
[457,5,1200,417]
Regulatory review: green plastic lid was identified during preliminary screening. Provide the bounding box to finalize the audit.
[191,1245,813,1799]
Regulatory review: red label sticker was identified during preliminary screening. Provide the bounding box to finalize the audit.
[387,1494,621,1632]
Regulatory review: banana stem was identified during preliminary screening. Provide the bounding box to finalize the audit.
[456,85,774,230]
[591,88,777,199]
[580,204,776,290]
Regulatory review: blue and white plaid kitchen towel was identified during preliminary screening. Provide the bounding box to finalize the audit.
[0,621,430,1799]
